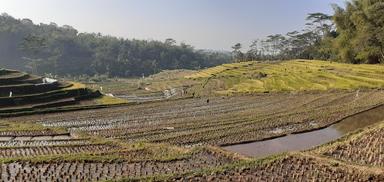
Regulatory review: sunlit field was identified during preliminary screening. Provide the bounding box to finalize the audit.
[0,0,383,180]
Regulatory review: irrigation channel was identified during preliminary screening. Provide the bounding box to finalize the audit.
[116,92,177,102]
[223,105,384,158]
[116,95,166,102]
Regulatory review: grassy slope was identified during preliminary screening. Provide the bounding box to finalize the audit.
[86,70,198,97]
[186,60,384,95]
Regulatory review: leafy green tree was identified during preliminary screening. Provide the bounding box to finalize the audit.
[231,43,244,62]
[306,12,333,37]
[333,0,384,63]
[20,35,47,74]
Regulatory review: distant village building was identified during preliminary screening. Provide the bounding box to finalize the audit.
[105,93,114,97]
[36,77,58,86]
[42,78,57,84]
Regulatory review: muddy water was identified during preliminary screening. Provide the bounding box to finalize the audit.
[223,105,384,158]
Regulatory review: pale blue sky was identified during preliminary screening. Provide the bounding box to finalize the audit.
[0,0,345,50]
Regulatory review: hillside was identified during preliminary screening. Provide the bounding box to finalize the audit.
[0,13,230,77]
[0,68,124,116]
[86,69,199,99]
[187,60,384,96]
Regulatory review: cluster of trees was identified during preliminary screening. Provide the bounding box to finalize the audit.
[233,0,384,64]
[231,12,336,62]
[0,13,230,77]
[333,0,384,64]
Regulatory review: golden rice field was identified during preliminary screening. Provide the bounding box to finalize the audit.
[186,60,384,95]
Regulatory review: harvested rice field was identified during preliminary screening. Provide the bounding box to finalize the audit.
[317,122,384,167]
[1,60,384,181]
[0,139,242,181]
[12,89,384,146]
[170,153,384,181]
[1,90,383,181]
[166,121,384,181]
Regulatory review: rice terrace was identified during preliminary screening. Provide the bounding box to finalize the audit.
[1,0,384,181]
[0,59,383,181]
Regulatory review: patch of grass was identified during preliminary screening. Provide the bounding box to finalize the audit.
[95,95,128,105]
[62,81,86,90]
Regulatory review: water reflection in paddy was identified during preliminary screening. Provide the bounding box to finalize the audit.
[223,105,384,158]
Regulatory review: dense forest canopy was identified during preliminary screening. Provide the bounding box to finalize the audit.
[233,0,384,64]
[0,13,230,77]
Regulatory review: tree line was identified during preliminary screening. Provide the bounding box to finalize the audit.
[0,13,230,77]
[232,0,384,64]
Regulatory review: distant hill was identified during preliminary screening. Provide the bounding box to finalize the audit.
[0,13,231,77]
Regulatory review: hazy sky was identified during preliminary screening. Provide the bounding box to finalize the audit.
[0,0,345,51]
